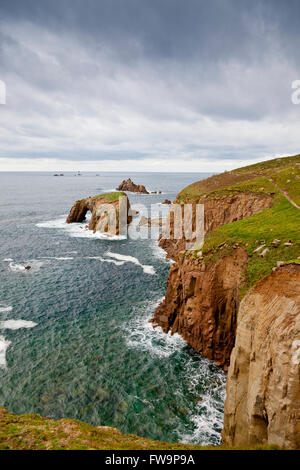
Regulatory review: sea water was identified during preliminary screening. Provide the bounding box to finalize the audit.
[0,171,225,445]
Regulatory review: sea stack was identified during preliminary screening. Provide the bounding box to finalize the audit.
[117,178,149,194]
[66,192,132,236]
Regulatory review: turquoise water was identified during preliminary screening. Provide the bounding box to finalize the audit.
[0,172,225,445]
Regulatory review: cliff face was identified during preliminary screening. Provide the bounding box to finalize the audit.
[152,191,273,369]
[66,192,132,235]
[152,248,248,369]
[222,264,300,449]
[159,192,274,261]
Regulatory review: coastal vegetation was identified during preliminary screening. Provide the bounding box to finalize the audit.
[179,155,300,297]
[0,408,278,450]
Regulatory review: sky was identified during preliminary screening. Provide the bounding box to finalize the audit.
[0,0,300,172]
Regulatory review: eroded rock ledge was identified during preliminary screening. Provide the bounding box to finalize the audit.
[222,264,300,449]
[66,192,132,235]
[152,247,248,370]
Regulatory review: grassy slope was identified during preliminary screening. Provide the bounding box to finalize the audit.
[177,154,300,201]
[94,192,125,201]
[178,155,300,296]
[0,408,279,450]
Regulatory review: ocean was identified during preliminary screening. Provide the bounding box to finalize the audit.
[0,171,226,445]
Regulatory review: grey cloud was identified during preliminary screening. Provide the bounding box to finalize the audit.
[0,0,300,166]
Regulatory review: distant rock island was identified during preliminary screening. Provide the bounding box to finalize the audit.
[66,192,132,236]
[117,178,149,194]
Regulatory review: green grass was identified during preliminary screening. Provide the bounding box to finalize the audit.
[175,156,300,297]
[202,195,300,296]
[177,154,300,202]
[0,408,210,450]
[269,166,300,206]
[0,408,280,450]
[234,154,300,174]
[94,192,125,201]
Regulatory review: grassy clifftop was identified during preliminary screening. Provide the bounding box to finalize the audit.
[0,408,279,450]
[177,154,300,202]
[0,407,209,450]
[179,154,300,296]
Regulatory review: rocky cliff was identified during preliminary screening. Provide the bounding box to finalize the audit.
[152,154,300,448]
[117,178,149,194]
[152,156,300,368]
[222,264,300,449]
[159,192,274,261]
[152,248,248,369]
[66,192,132,235]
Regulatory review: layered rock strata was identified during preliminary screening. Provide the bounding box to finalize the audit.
[222,264,300,449]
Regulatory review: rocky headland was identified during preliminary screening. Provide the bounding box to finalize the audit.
[117,178,149,194]
[152,154,300,448]
[66,192,132,235]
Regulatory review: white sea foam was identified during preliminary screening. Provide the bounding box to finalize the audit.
[151,239,173,263]
[36,216,67,229]
[125,299,186,358]
[125,298,226,445]
[3,258,13,262]
[36,217,126,240]
[142,265,156,275]
[87,256,125,266]
[0,320,37,330]
[54,257,74,260]
[8,260,45,273]
[8,262,26,272]
[0,305,13,313]
[105,251,156,275]
[0,336,11,368]
[179,373,226,446]
[179,394,225,446]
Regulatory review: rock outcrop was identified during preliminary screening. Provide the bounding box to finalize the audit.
[152,192,274,369]
[66,192,132,235]
[117,178,149,194]
[159,192,274,261]
[152,247,248,369]
[222,264,300,449]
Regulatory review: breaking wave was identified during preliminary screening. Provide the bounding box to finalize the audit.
[36,216,126,240]
[0,336,11,368]
[0,320,38,330]
[125,299,226,446]
[105,251,156,275]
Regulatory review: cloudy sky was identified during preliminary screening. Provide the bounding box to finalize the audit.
[0,0,300,172]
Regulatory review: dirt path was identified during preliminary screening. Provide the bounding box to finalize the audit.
[269,178,300,210]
